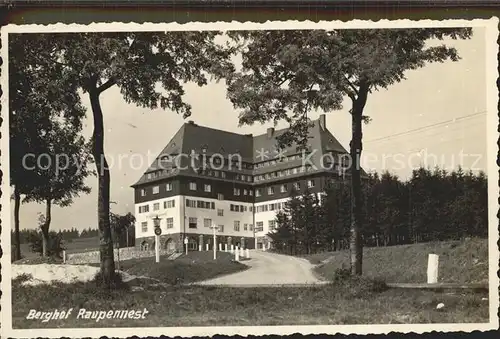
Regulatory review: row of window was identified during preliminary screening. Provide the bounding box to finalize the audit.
[254,165,314,182]
[255,179,316,197]
[254,220,276,232]
[254,152,309,169]
[186,199,216,210]
[141,217,275,233]
[141,178,317,199]
[138,199,176,213]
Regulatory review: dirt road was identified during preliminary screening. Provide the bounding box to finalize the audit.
[196,250,327,286]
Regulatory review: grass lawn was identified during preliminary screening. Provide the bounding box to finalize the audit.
[12,276,489,328]
[114,251,248,285]
[304,238,488,284]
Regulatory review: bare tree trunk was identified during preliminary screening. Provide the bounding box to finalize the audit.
[41,199,52,257]
[89,88,115,287]
[349,83,368,276]
[13,186,22,261]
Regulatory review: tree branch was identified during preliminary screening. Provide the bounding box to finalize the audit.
[343,73,359,99]
[97,77,117,94]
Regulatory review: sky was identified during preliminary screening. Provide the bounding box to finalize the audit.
[12,27,488,232]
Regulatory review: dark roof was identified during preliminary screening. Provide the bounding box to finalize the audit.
[132,116,366,187]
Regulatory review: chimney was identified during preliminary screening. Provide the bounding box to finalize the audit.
[319,114,326,131]
[267,127,274,138]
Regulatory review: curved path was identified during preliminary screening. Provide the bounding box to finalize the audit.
[196,250,327,286]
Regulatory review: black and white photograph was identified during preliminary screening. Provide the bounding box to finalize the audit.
[1,19,498,337]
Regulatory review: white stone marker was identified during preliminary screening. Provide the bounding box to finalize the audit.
[235,247,240,261]
[206,243,209,251]
[198,245,202,252]
[219,243,222,251]
[240,246,244,257]
[427,254,439,284]
[246,248,250,258]
[230,244,234,253]
[225,243,228,252]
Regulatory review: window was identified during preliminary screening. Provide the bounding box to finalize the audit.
[139,205,149,213]
[204,218,212,228]
[241,175,246,181]
[141,222,148,232]
[247,176,252,182]
[256,222,264,232]
[249,190,253,196]
[308,179,315,188]
[243,189,248,195]
[244,223,248,231]
[219,225,224,233]
[164,200,175,209]
[153,203,160,211]
[293,168,298,174]
[280,184,287,193]
[140,189,146,197]
[189,182,197,191]
[211,202,215,209]
[221,172,226,178]
[269,220,276,231]
[214,171,219,177]
[217,209,224,216]
[234,188,240,196]
[217,193,224,200]
[152,186,160,194]
[268,187,275,195]
[234,221,240,232]
[166,217,174,229]
[255,189,262,197]
[294,182,301,190]
[204,184,211,192]
[165,183,173,191]
[249,224,254,231]
[186,199,196,208]
[189,217,197,228]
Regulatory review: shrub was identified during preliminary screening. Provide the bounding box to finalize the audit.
[92,271,129,291]
[330,267,388,298]
[26,231,65,258]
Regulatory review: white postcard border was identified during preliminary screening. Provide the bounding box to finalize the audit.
[1,18,498,338]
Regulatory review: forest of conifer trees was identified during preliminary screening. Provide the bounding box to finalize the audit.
[269,166,488,255]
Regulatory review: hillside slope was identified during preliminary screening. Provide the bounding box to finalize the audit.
[309,238,488,284]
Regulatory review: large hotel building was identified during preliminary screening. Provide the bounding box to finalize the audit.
[132,114,352,252]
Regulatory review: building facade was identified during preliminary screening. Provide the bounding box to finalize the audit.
[132,114,355,252]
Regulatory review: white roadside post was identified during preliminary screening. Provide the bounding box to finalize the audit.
[240,246,244,258]
[235,246,240,261]
[206,243,209,251]
[198,244,202,252]
[231,244,234,254]
[184,237,188,255]
[224,243,228,252]
[246,248,250,259]
[219,243,222,251]
[427,254,439,284]
[153,216,162,264]
[210,223,218,260]
[63,250,66,263]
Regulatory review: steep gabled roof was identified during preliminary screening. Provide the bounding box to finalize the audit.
[132,115,365,187]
